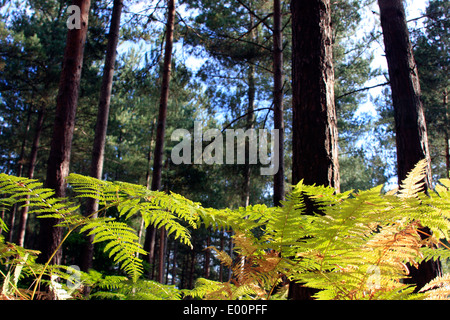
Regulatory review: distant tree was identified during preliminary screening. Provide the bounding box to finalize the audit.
[273,0,285,206]
[414,0,449,179]
[147,0,176,284]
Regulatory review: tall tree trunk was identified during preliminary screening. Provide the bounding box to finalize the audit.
[289,0,339,300]
[38,0,91,266]
[378,0,440,292]
[148,0,176,284]
[378,0,432,188]
[17,106,46,247]
[80,0,123,273]
[273,0,285,207]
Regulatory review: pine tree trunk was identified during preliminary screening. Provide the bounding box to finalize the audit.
[378,0,432,188]
[289,0,339,300]
[80,0,123,273]
[17,107,46,247]
[273,0,285,207]
[38,0,91,266]
[378,0,440,292]
[149,0,176,284]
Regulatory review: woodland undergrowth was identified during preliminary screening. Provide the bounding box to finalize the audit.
[1,160,450,300]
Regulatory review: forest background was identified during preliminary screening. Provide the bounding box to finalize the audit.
[0,0,449,299]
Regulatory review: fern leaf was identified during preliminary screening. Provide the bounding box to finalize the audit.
[81,218,146,282]
[398,159,428,199]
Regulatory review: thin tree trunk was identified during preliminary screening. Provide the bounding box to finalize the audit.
[7,105,32,243]
[146,0,176,284]
[0,201,5,235]
[151,0,175,193]
[289,0,339,300]
[17,107,46,247]
[219,230,224,282]
[204,228,211,279]
[242,64,255,208]
[171,241,177,285]
[188,249,196,289]
[273,0,285,207]
[143,118,156,274]
[165,241,170,284]
[444,89,449,177]
[38,0,91,266]
[378,0,440,292]
[80,0,123,273]
[145,117,157,189]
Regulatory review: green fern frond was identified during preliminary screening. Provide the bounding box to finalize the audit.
[0,173,77,220]
[80,218,146,282]
[67,174,198,248]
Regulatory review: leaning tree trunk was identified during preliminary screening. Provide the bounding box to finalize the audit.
[378,0,440,292]
[289,0,339,300]
[146,0,176,284]
[38,0,91,266]
[80,0,123,273]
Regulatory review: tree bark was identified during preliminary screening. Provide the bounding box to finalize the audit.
[378,0,440,292]
[80,0,123,273]
[38,0,91,265]
[289,0,339,300]
[291,0,339,192]
[273,0,285,207]
[148,0,176,284]
[378,0,432,188]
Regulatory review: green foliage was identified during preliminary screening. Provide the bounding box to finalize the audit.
[0,172,203,299]
[187,160,450,300]
[1,161,450,300]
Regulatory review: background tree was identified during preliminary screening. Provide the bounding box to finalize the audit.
[148,0,176,284]
[413,0,449,180]
[273,0,284,206]
[80,0,123,273]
